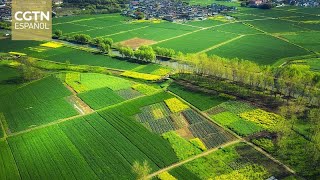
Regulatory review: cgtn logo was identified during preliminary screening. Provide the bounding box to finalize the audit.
[14,11,50,30]
[12,0,52,40]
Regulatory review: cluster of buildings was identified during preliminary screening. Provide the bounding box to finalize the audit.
[0,0,11,21]
[288,0,319,7]
[122,0,237,22]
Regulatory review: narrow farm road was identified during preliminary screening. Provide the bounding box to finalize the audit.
[146,139,242,179]
[166,90,296,177]
[196,35,245,54]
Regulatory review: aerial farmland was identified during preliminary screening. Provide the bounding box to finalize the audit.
[0,0,319,179]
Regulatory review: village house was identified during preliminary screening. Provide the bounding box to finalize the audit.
[123,0,236,22]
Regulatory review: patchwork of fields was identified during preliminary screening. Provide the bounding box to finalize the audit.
[51,6,320,65]
[0,66,294,179]
[0,4,318,180]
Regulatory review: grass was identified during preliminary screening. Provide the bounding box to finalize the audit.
[168,83,229,111]
[207,34,310,65]
[0,76,78,132]
[78,87,125,110]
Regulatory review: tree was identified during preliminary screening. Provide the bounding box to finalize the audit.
[53,30,62,39]
[92,37,104,45]
[132,160,151,180]
[72,34,92,44]
[103,38,113,46]
[97,42,110,54]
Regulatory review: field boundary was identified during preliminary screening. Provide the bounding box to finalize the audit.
[146,139,241,179]
[167,90,296,175]
[196,35,245,54]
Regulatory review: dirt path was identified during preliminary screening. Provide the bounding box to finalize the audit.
[65,84,94,115]
[162,90,296,177]
[196,35,245,54]
[147,140,241,179]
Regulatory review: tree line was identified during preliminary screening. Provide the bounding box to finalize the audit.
[53,30,113,54]
[175,53,320,107]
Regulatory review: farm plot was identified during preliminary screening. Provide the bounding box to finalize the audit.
[281,31,320,53]
[53,23,95,34]
[74,73,133,91]
[116,88,142,100]
[170,142,292,179]
[0,65,22,96]
[135,102,179,134]
[154,29,238,53]
[0,141,20,179]
[0,38,41,53]
[25,46,141,70]
[78,87,125,110]
[213,22,261,35]
[110,22,197,42]
[185,19,226,28]
[182,109,235,148]
[207,34,310,65]
[162,131,202,160]
[0,76,78,132]
[132,84,161,95]
[246,19,308,33]
[4,111,179,180]
[168,83,229,111]
[211,111,263,136]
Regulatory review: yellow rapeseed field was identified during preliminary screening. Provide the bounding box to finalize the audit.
[121,71,161,81]
[40,41,63,48]
[164,98,189,113]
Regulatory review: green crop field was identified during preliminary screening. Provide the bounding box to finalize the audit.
[154,29,238,53]
[0,66,22,96]
[0,4,318,179]
[77,73,133,91]
[168,83,229,111]
[4,112,178,179]
[211,111,263,136]
[109,22,197,42]
[0,76,78,132]
[213,22,261,35]
[169,142,292,179]
[78,87,125,110]
[207,34,310,65]
[281,32,320,53]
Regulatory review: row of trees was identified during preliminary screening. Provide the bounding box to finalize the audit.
[118,45,156,62]
[53,30,113,54]
[176,53,320,106]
